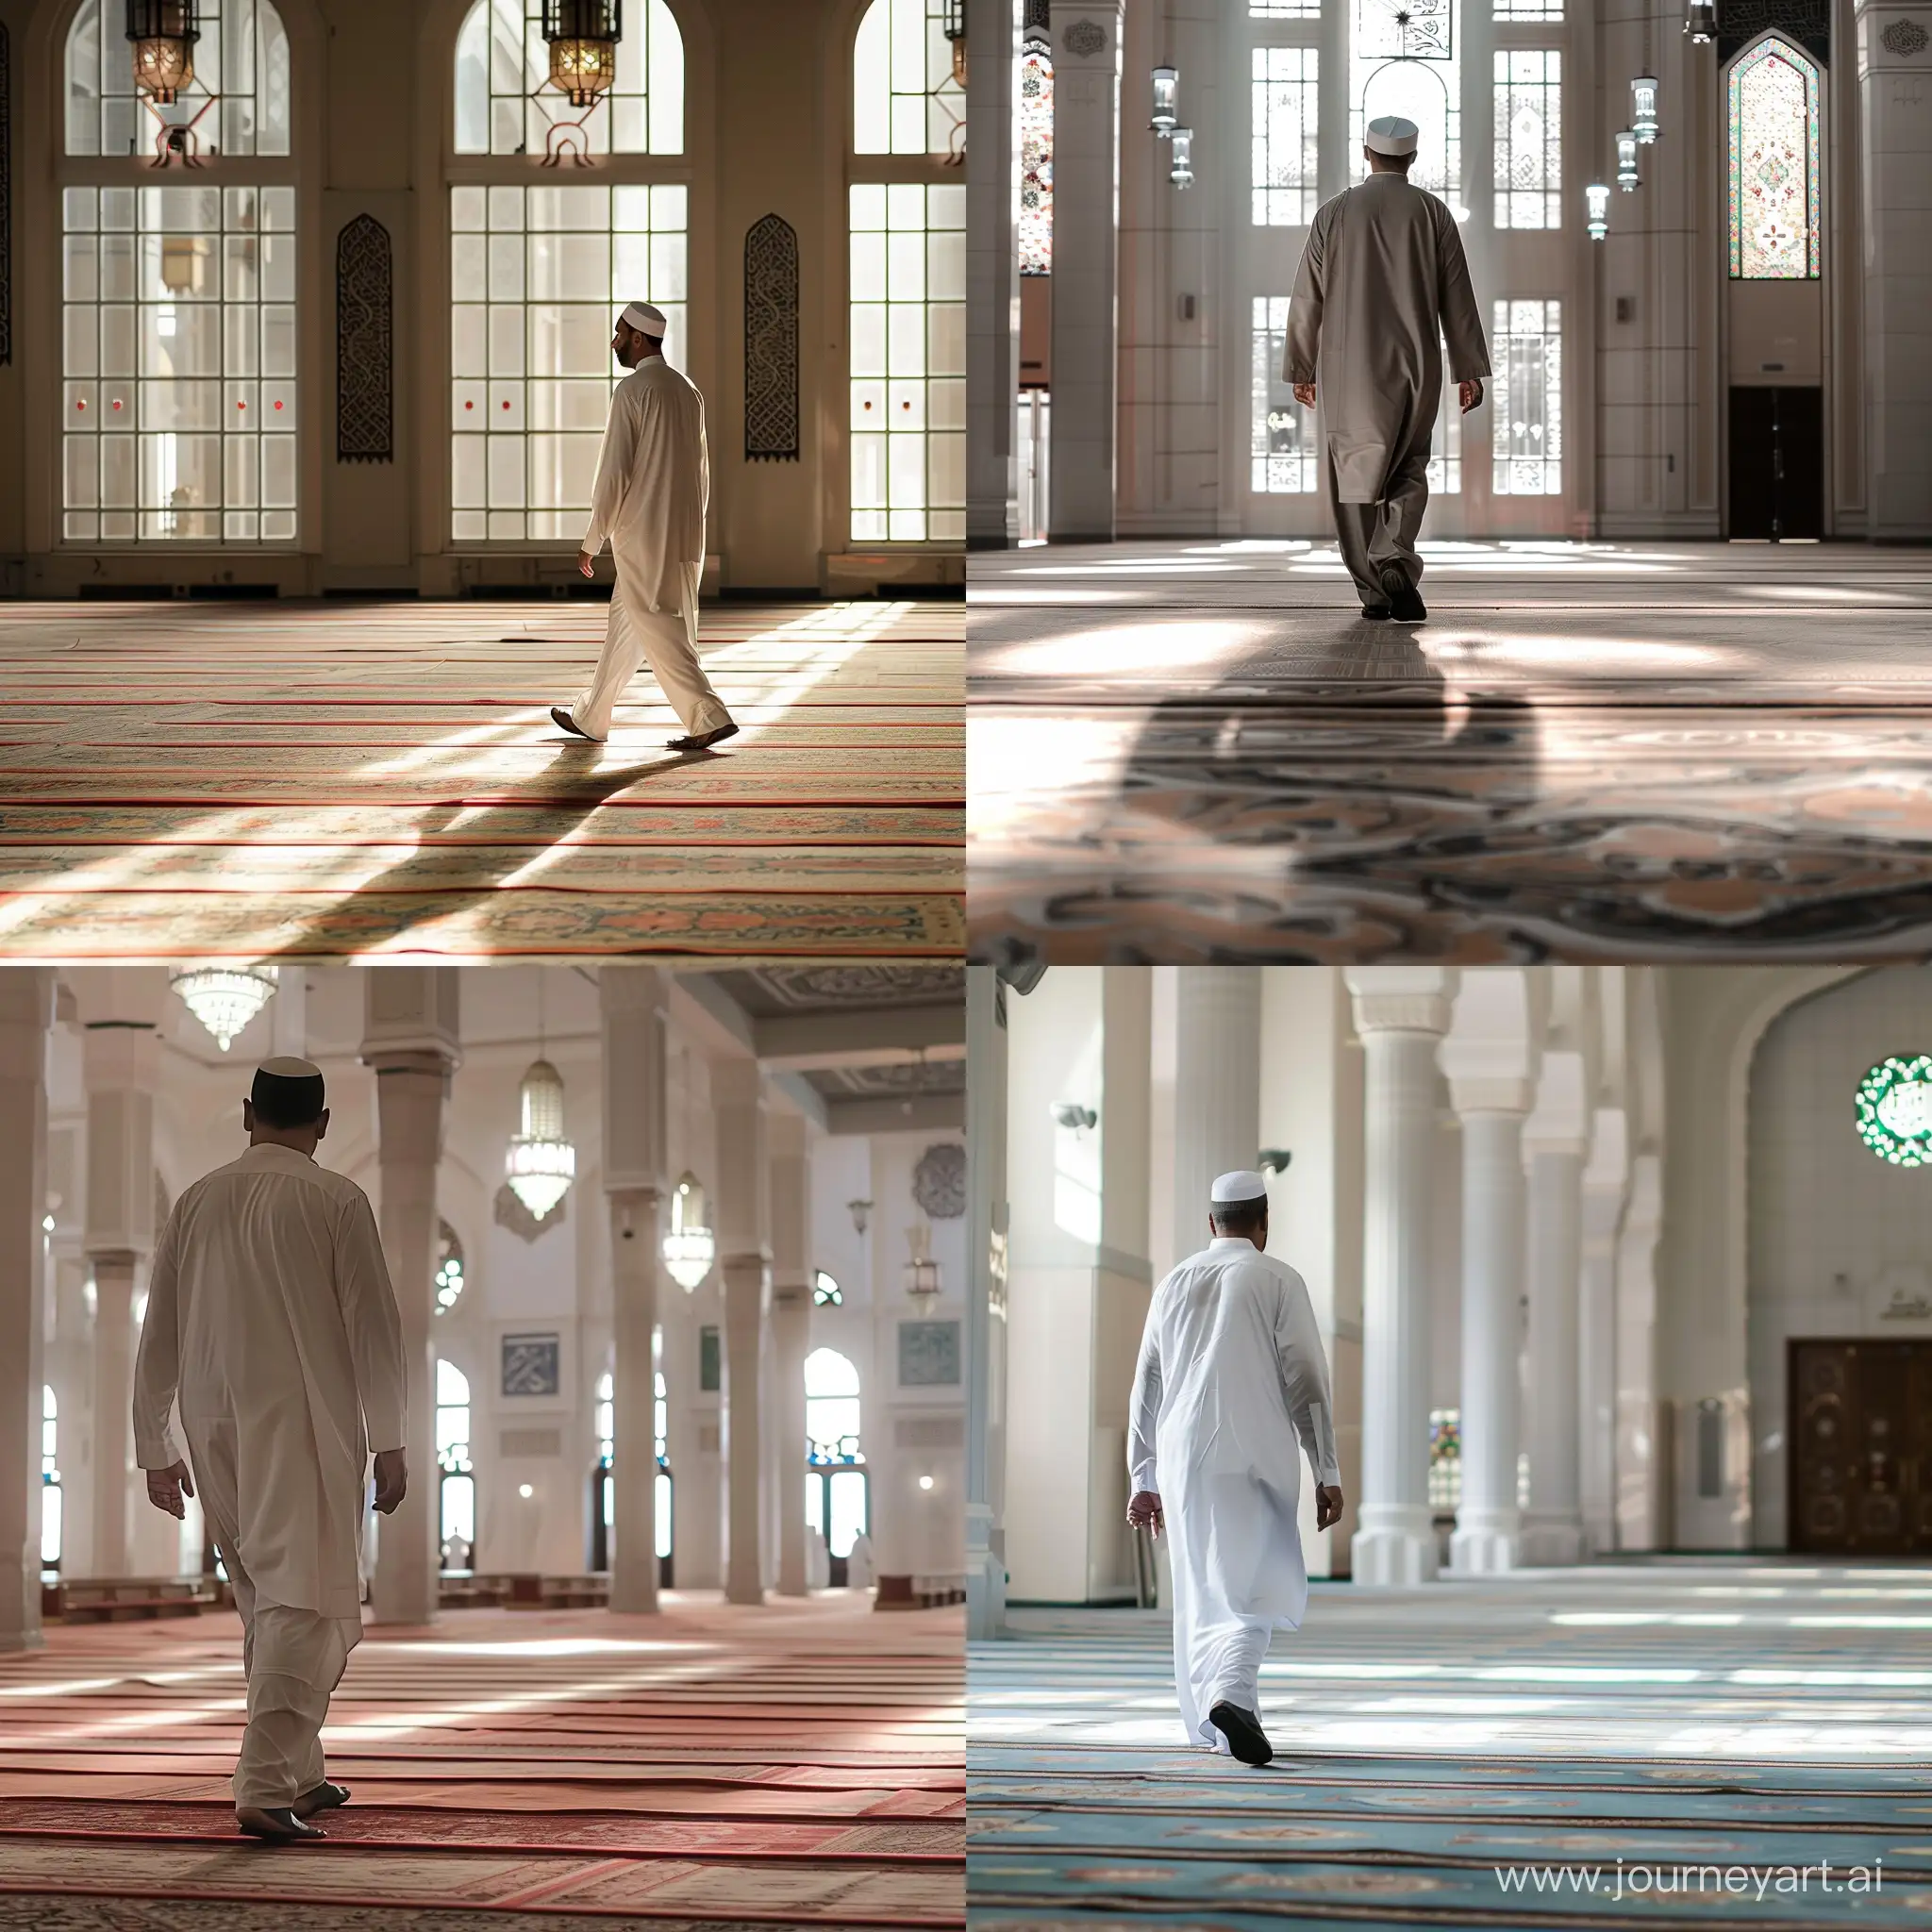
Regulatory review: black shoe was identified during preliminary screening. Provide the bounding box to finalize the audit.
[1377,563,1427,623]
[668,721,740,752]
[1208,1700,1274,1766]
[550,705,595,741]
[1360,603,1391,621]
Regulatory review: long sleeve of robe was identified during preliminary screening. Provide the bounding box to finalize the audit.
[579,357,709,617]
[1283,175,1491,503]
[132,1144,407,1620]
[1127,1238,1342,1748]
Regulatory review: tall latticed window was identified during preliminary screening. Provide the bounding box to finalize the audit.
[1252,0,1321,16]
[1494,0,1560,20]
[654,1361,672,1562]
[450,0,686,542]
[849,0,965,543]
[62,1,296,544]
[1493,51,1560,229]
[1492,297,1562,493]
[1428,1407,1462,1511]
[1251,297,1315,493]
[1017,40,1053,275]
[1728,36,1820,280]
[805,1346,869,1564]
[1252,47,1319,226]
[436,1357,475,1573]
[41,1387,62,1571]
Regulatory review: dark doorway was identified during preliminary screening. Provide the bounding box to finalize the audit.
[1728,387,1823,540]
[1789,1339,1932,1554]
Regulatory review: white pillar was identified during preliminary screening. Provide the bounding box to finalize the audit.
[0,973,54,1649]
[81,1006,161,1580]
[1172,968,1261,1260]
[965,965,1009,1641]
[966,0,1019,547]
[601,966,671,1616]
[714,1058,770,1607]
[1522,1049,1588,1566]
[1345,969,1457,1587]
[1047,0,1123,540]
[770,1111,811,1598]
[360,970,461,1626]
[1579,1108,1629,1558]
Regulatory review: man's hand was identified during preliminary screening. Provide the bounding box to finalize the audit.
[1291,382,1316,409]
[145,1460,194,1521]
[372,1448,408,1515]
[1459,377,1484,413]
[1126,1490,1164,1539]
[1315,1483,1344,1531]
[576,548,596,578]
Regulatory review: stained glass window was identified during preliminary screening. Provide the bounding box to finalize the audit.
[854,0,963,160]
[1253,47,1320,226]
[66,0,289,158]
[1018,43,1053,275]
[1252,297,1315,492]
[454,0,683,158]
[1727,36,1820,280]
[1493,50,1561,229]
[1491,297,1562,494]
[449,183,689,542]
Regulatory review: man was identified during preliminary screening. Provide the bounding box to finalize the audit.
[1126,1171,1343,1767]
[551,302,738,752]
[134,1058,408,1843]
[1284,114,1490,625]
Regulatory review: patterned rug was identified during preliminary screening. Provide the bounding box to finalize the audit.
[968,1562,1932,1927]
[966,541,1932,964]
[0,598,962,960]
[0,1592,963,1927]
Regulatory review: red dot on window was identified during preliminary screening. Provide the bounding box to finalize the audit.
[862,399,873,411]
[901,400,911,410]
[501,399,511,410]
[274,399,283,410]
[75,399,87,410]
[111,398,124,410]
[237,400,246,410]
[465,399,475,409]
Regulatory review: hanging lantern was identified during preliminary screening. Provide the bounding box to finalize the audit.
[1615,127,1640,192]
[1684,0,1716,40]
[170,965,275,1052]
[941,0,966,88]
[506,1059,576,1217]
[1632,75,1659,143]
[662,1172,716,1291]
[126,0,199,104]
[1151,66,1178,136]
[903,1223,942,1302]
[1586,181,1610,240]
[1168,125,1195,188]
[541,0,622,108]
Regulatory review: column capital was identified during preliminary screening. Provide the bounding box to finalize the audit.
[1524,1046,1591,1156]
[1346,966,1458,1038]
[358,968,462,1073]
[1442,1073,1537,1119]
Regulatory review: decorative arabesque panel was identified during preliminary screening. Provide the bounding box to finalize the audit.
[336,213,393,462]
[743,213,799,462]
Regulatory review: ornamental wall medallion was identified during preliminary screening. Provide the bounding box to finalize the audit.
[743,213,800,462]
[335,213,393,463]
[912,1141,967,1219]
[1854,1054,1932,1166]
[1882,17,1929,54]
[1061,19,1107,57]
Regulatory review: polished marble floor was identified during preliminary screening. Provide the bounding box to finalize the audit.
[968,541,1932,963]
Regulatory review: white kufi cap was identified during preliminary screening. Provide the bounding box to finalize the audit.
[621,301,667,334]
[1210,1169,1268,1206]
[1365,114,1420,156]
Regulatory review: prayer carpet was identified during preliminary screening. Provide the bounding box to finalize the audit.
[0,1591,963,1928]
[968,540,1932,963]
[0,598,961,960]
[969,1561,1932,1928]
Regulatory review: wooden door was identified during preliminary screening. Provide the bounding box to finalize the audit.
[1789,1339,1932,1554]
[1728,387,1824,541]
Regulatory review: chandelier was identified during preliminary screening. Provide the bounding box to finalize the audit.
[662,1172,715,1291]
[506,1059,576,1217]
[1615,126,1640,192]
[1632,74,1659,143]
[126,0,199,104]
[170,965,275,1052]
[541,0,622,108]
[1586,182,1609,241]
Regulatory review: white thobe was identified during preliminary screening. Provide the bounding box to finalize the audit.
[133,1143,407,1807]
[572,355,734,742]
[1128,1238,1341,1752]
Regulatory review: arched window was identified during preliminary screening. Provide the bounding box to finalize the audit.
[448,0,688,543]
[1727,35,1821,280]
[41,1387,62,1571]
[61,0,298,545]
[435,1221,466,1313]
[589,1345,672,1579]
[813,1269,842,1307]
[805,1345,868,1582]
[436,1357,475,1573]
[847,0,964,544]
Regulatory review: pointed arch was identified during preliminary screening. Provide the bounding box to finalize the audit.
[1726,30,1822,280]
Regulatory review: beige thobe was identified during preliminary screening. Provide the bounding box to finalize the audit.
[572,355,734,742]
[133,1143,407,1808]
[1284,175,1490,603]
